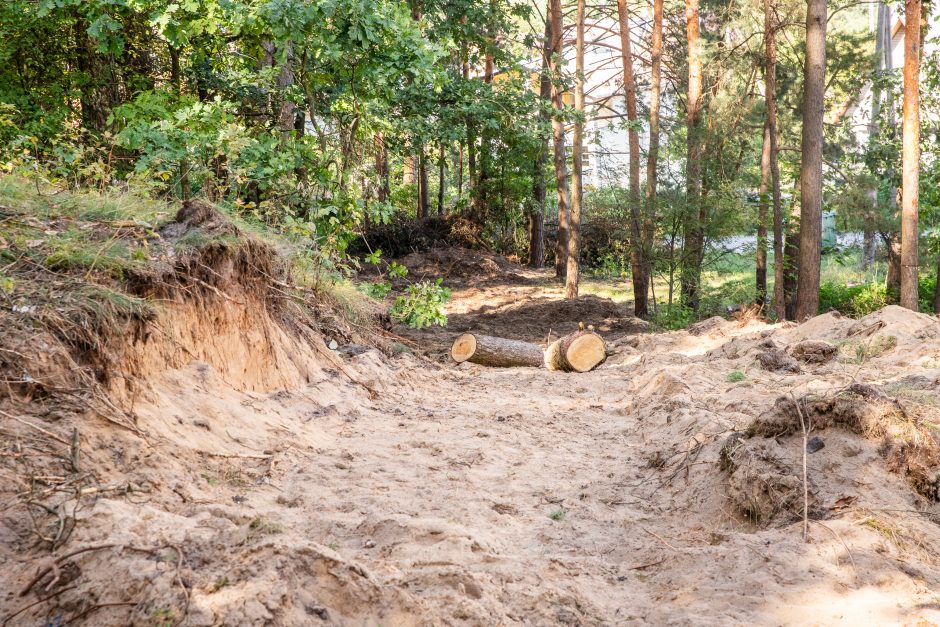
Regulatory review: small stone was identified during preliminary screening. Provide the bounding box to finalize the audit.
[363,538,376,548]
[790,340,837,364]
[758,349,801,373]
[806,436,825,454]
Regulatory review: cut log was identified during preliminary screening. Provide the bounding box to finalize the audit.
[451,333,544,368]
[545,328,607,372]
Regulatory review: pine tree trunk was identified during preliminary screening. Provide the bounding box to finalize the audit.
[418,146,429,219]
[757,122,770,305]
[644,0,664,315]
[886,233,902,296]
[784,175,800,320]
[899,0,921,310]
[764,0,784,319]
[565,0,586,299]
[795,0,827,321]
[680,0,704,309]
[862,229,876,269]
[403,153,415,186]
[529,10,553,269]
[550,0,570,278]
[617,0,646,316]
[437,143,446,216]
[277,42,296,144]
[375,134,389,203]
[473,46,495,220]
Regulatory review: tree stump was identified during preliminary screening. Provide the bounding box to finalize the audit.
[544,328,606,372]
[451,333,544,368]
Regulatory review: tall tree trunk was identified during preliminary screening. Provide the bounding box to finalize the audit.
[565,0,586,298]
[680,0,704,309]
[862,230,877,268]
[784,175,800,319]
[765,0,784,319]
[473,48,495,221]
[403,153,416,185]
[617,0,646,316]
[886,232,902,293]
[74,14,108,132]
[437,143,446,216]
[529,11,553,268]
[463,61,477,203]
[277,42,296,144]
[168,43,190,200]
[899,0,921,310]
[757,122,770,305]
[644,0,665,314]
[457,142,464,199]
[418,145,429,219]
[863,3,888,272]
[550,0,570,278]
[375,134,390,202]
[795,0,827,321]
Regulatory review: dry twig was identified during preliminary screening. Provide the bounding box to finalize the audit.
[791,392,810,542]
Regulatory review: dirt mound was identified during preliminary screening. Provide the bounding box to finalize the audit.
[353,214,484,258]
[395,246,530,284]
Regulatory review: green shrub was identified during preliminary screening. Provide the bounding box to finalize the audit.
[919,274,936,313]
[851,282,888,315]
[391,278,451,329]
[819,280,887,317]
[699,278,754,318]
[651,304,696,330]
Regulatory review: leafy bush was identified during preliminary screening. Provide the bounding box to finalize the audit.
[919,273,936,313]
[819,281,886,317]
[699,278,754,318]
[390,279,452,329]
[651,304,696,330]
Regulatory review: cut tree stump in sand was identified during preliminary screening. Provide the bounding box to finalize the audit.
[544,326,607,372]
[451,333,545,368]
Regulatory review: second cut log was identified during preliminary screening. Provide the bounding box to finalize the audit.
[544,328,607,372]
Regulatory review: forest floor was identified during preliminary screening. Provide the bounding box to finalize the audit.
[4,205,940,624]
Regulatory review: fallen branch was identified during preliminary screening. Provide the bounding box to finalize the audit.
[199,450,272,460]
[19,543,118,596]
[0,410,71,446]
[791,393,810,542]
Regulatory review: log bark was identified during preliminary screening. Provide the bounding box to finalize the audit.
[451,334,544,368]
[545,329,607,373]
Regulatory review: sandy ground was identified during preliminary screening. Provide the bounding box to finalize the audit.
[5,249,940,625]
